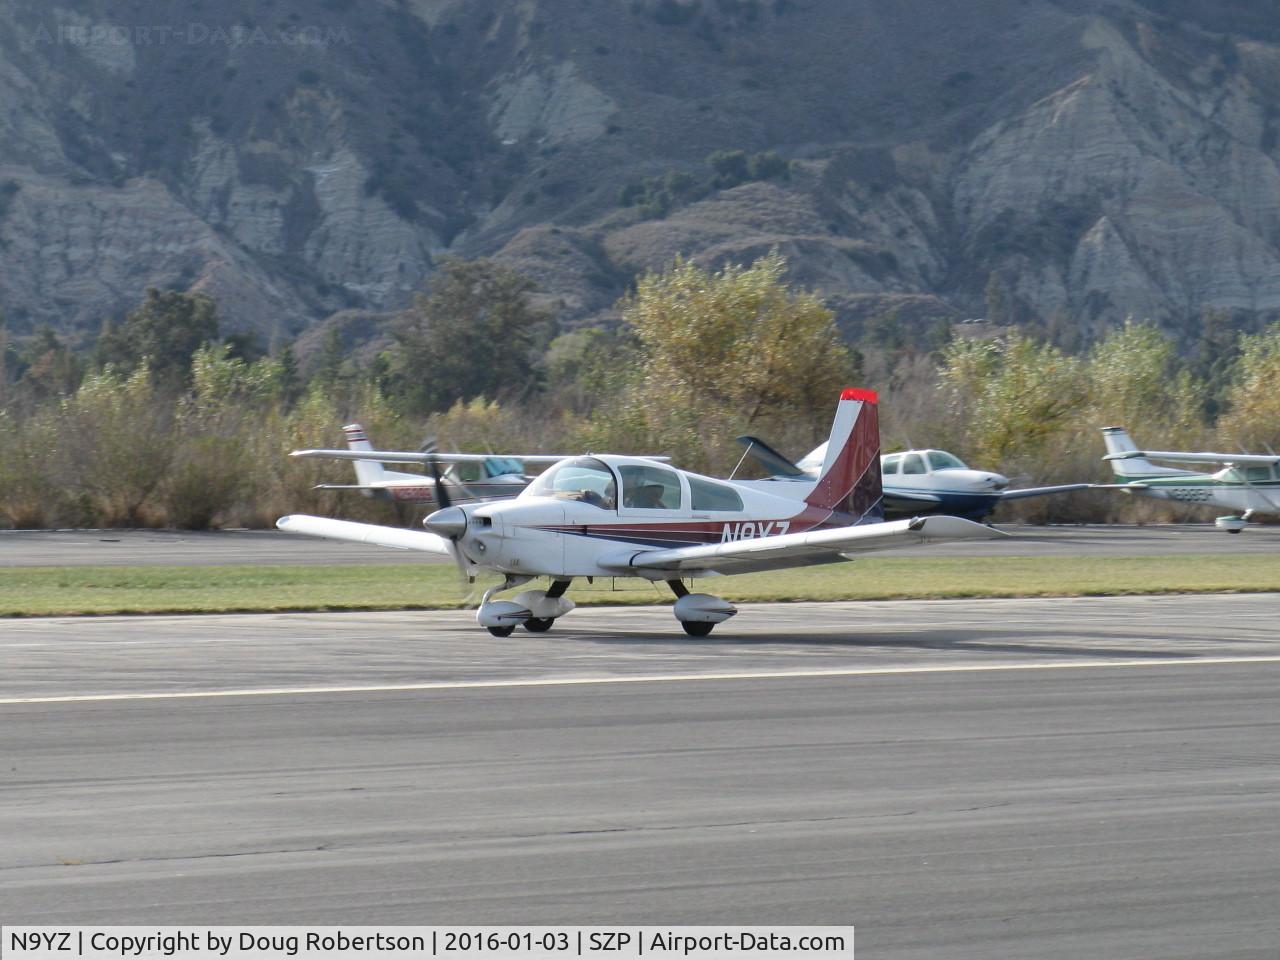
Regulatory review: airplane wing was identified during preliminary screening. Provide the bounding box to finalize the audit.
[276,515,452,555]
[601,515,1005,577]
[312,483,434,491]
[290,449,574,465]
[1091,482,1151,490]
[998,482,1092,501]
[1103,450,1280,466]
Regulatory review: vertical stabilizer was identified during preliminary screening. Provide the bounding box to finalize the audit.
[343,423,387,487]
[804,389,883,522]
[1100,426,1192,479]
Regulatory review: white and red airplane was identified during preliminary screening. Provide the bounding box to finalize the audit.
[277,389,1004,636]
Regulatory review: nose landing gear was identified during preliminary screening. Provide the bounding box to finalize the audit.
[477,577,575,636]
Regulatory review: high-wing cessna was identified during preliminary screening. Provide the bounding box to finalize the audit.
[737,436,1087,521]
[1099,426,1280,532]
[278,390,1004,636]
[294,424,540,505]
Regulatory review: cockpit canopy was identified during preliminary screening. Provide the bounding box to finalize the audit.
[882,450,970,475]
[522,457,743,513]
[619,463,682,510]
[523,457,617,509]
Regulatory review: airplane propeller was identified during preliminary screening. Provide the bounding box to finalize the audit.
[423,457,476,598]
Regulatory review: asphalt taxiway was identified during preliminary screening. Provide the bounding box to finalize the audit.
[4,522,1280,566]
[3,595,1279,958]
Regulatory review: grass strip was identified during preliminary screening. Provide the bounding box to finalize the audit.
[1,555,1279,616]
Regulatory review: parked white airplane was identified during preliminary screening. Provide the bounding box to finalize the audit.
[297,424,537,505]
[737,436,1087,521]
[278,390,1004,637]
[1099,426,1280,532]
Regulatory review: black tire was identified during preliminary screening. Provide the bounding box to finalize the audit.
[681,620,715,637]
[1227,528,1243,534]
[486,625,515,637]
[523,617,554,632]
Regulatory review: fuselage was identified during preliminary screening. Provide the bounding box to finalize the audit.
[1117,465,1280,515]
[363,464,530,504]
[441,454,864,579]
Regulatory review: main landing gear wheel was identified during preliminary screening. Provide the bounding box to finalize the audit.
[523,617,554,632]
[486,625,515,638]
[681,620,715,637]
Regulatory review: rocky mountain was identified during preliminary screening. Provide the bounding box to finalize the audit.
[3,0,1280,349]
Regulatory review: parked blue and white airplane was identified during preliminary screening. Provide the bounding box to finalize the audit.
[1099,426,1280,532]
[737,436,1087,521]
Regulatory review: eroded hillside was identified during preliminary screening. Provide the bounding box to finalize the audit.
[2,0,1279,345]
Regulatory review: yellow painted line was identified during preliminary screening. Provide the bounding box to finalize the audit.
[4,655,1280,705]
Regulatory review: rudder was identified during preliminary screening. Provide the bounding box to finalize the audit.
[804,388,883,523]
[1100,426,1180,479]
[343,423,387,487]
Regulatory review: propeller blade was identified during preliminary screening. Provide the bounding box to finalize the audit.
[427,455,452,509]
[423,503,471,598]
[450,543,477,603]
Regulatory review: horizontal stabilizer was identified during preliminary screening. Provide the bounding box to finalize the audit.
[276,515,452,554]
[1103,450,1280,466]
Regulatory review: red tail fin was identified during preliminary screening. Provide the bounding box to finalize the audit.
[804,388,883,523]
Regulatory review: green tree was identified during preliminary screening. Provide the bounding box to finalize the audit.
[95,288,219,387]
[312,327,349,387]
[1192,308,1240,420]
[602,251,857,469]
[1085,320,1204,438]
[1218,321,1280,450]
[939,333,1085,468]
[14,326,83,406]
[384,258,554,416]
[57,367,174,526]
[276,344,302,406]
[983,271,1011,326]
[708,149,750,188]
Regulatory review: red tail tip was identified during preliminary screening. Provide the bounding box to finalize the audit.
[840,388,878,403]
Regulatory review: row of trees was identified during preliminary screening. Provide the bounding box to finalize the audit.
[2,251,1279,529]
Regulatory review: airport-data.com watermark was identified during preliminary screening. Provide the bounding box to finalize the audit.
[18,22,353,51]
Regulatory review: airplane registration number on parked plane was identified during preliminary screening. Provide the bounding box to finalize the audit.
[720,520,790,542]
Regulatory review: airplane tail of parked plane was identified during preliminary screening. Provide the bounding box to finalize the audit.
[342,423,390,487]
[1100,426,1197,480]
[803,388,884,522]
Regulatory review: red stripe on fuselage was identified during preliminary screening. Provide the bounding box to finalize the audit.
[524,507,856,548]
